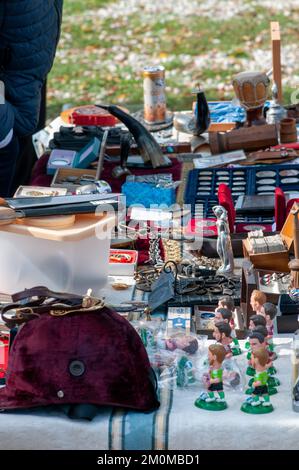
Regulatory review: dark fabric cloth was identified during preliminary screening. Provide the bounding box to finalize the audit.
[0,0,63,140]
[0,307,160,413]
[0,134,19,196]
[30,153,182,193]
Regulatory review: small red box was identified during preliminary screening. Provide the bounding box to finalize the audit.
[69,105,118,127]
[109,249,138,276]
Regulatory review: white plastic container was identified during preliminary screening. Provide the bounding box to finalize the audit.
[0,214,115,295]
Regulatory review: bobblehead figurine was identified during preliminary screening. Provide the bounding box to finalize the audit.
[249,314,267,331]
[218,295,235,312]
[246,330,279,393]
[213,322,242,357]
[195,343,227,411]
[214,307,236,337]
[245,314,267,349]
[250,290,267,315]
[254,324,277,361]
[241,348,274,414]
[261,302,277,341]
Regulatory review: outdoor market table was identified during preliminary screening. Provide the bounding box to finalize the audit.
[0,337,298,450]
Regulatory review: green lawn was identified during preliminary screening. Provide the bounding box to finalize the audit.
[47,0,299,120]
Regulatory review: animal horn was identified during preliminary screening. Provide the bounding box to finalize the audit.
[96,104,170,168]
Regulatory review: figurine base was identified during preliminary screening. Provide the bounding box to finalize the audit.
[241,402,274,414]
[195,398,227,411]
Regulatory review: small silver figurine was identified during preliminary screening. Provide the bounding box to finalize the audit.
[212,205,234,275]
[266,82,287,125]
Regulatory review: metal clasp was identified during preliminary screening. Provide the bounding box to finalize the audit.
[15,307,34,319]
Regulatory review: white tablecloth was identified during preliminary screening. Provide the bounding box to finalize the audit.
[0,337,298,450]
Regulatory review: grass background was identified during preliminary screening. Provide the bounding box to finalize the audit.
[47,0,299,120]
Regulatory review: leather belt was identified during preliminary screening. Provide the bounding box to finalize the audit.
[1,286,105,328]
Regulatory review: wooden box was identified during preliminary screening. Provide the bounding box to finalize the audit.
[194,306,246,339]
[242,208,295,273]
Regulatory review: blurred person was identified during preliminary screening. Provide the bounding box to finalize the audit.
[0,1,63,196]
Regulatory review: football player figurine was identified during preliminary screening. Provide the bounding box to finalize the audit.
[214,307,236,337]
[218,295,235,312]
[241,348,274,414]
[261,302,277,346]
[246,330,279,394]
[195,343,227,411]
[245,315,267,349]
[213,322,242,357]
[250,290,267,315]
[217,296,236,332]
[254,324,277,361]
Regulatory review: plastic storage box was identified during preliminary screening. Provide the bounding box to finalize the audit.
[0,214,115,295]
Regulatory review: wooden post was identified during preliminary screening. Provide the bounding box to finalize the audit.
[292,203,299,260]
[271,21,283,103]
[289,203,299,288]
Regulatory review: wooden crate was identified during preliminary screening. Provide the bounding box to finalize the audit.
[242,206,295,273]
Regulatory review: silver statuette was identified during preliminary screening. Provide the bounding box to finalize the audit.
[266,82,287,125]
[212,205,234,275]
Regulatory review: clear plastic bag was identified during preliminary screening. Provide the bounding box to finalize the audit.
[195,353,245,394]
[148,328,206,390]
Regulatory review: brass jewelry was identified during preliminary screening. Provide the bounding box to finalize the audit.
[111,283,130,291]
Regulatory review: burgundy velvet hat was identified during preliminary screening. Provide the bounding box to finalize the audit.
[0,307,159,412]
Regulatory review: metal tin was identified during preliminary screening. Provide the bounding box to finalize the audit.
[143,66,166,124]
[266,103,287,124]
[266,83,287,124]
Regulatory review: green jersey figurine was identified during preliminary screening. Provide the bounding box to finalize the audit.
[195,343,227,411]
[241,347,274,414]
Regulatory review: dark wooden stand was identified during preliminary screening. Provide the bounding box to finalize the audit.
[241,260,257,327]
[289,203,299,288]
[244,106,266,127]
